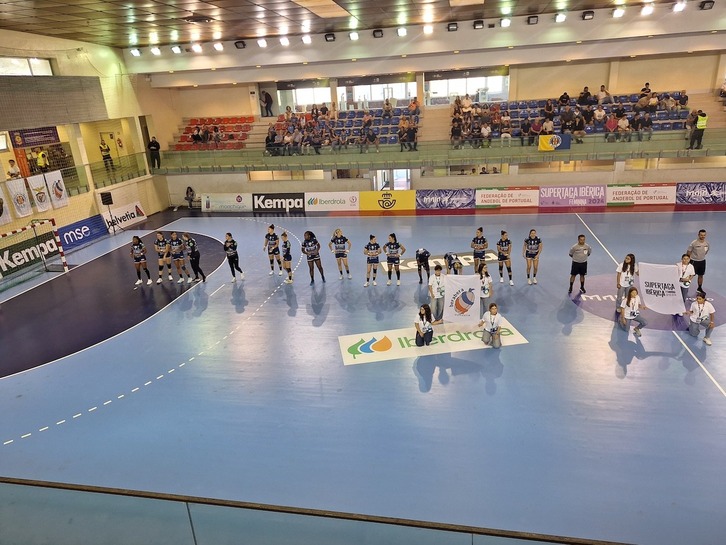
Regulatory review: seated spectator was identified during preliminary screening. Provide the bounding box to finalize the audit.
[617,116,632,141]
[577,86,592,106]
[500,110,511,128]
[274,131,284,152]
[282,131,294,155]
[284,105,293,120]
[677,90,689,111]
[541,118,554,135]
[452,96,463,116]
[634,94,650,113]
[630,113,643,140]
[481,122,492,147]
[480,166,488,174]
[461,122,472,147]
[339,130,350,150]
[320,103,329,120]
[470,122,483,149]
[451,111,463,126]
[492,167,500,174]
[301,131,313,155]
[450,123,463,149]
[647,92,659,114]
[500,120,512,146]
[191,126,203,144]
[489,102,500,115]
[660,94,677,112]
[264,130,278,156]
[529,117,543,143]
[292,128,303,155]
[520,119,532,146]
[362,111,373,129]
[572,114,586,144]
[490,111,501,133]
[201,125,210,143]
[597,85,613,104]
[310,130,323,154]
[330,131,343,154]
[310,104,320,121]
[560,105,575,124]
[461,94,473,120]
[382,99,393,118]
[561,117,575,134]
[558,91,571,110]
[639,112,653,141]
[613,101,626,119]
[408,97,421,116]
[581,105,594,126]
[472,103,482,122]
[543,99,556,120]
[604,114,619,142]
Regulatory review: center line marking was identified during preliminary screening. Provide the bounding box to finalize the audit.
[575,213,618,264]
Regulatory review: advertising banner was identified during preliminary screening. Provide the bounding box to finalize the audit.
[57,214,108,251]
[359,190,416,212]
[0,228,59,280]
[475,187,539,208]
[44,170,69,209]
[676,182,726,205]
[27,174,51,213]
[607,183,676,206]
[538,133,571,151]
[101,201,147,232]
[304,191,359,212]
[539,185,606,207]
[442,274,480,323]
[8,127,60,148]
[416,188,476,210]
[252,192,305,214]
[639,262,685,315]
[201,193,253,213]
[5,177,31,217]
[0,185,12,225]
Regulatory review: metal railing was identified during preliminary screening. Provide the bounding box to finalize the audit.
[89,152,149,188]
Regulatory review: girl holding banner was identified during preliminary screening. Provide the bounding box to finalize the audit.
[478,263,494,319]
[615,254,639,312]
[619,287,648,337]
[686,292,715,346]
[414,304,434,346]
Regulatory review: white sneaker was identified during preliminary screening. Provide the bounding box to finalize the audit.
[704,337,712,346]
[232,277,237,283]
[677,312,683,316]
[347,274,352,279]
[156,278,162,284]
[135,279,142,285]
[499,277,504,283]
[283,278,292,284]
[396,280,401,286]
[187,277,192,284]
[269,270,274,275]
[278,271,282,276]
[533,278,537,284]
[339,274,343,280]
[373,281,377,286]
[177,278,184,283]
[527,278,532,285]
[387,280,392,286]
[509,280,514,286]
[168,274,173,281]
[364,282,369,287]
[239,272,245,281]
[147,279,153,285]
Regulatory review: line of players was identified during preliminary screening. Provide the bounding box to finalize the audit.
[130,231,206,285]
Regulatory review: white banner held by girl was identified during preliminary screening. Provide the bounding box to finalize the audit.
[443,274,480,323]
[639,262,685,314]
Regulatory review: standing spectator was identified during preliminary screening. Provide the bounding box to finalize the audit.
[569,234,592,294]
[261,90,274,117]
[147,136,161,169]
[685,292,715,346]
[6,159,21,179]
[596,85,612,104]
[687,110,708,150]
[428,264,445,324]
[99,140,114,172]
[406,122,418,151]
[686,229,709,293]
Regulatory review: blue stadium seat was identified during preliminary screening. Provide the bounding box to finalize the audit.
[393,108,402,116]
[353,128,361,136]
[391,116,400,125]
[508,101,519,110]
[594,126,604,133]
[512,128,521,137]
[492,131,500,138]
[661,122,672,131]
[528,100,538,109]
[584,125,594,133]
[389,135,398,144]
[518,101,527,109]
[338,111,348,119]
[373,127,380,135]
[345,120,353,128]
[373,109,383,117]
[669,111,680,120]
[656,111,668,121]
[629,94,639,103]
[671,91,681,99]
[672,122,684,130]
[354,119,363,127]
[537,100,547,108]
[652,123,662,131]
[380,127,390,135]
[520,111,529,119]
[356,110,365,118]
[509,111,520,119]
[679,110,689,119]
[379,136,388,144]
[500,103,508,111]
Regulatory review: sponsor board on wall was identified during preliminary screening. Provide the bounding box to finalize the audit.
[57,215,108,251]
[201,193,253,213]
[676,182,726,205]
[475,187,539,208]
[305,191,359,211]
[101,201,147,232]
[252,192,305,213]
[0,229,59,280]
[415,188,476,210]
[339,320,528,365]
[539,185,606,207]
[359,190,416,212]
[606,183,676,206]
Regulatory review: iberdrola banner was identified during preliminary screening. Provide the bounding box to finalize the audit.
[639,262,685,315]
[443,274,480,323]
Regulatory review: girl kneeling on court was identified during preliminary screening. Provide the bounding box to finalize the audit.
[415,304,434,346]
[619,287,648,337]
[478,303,502,349]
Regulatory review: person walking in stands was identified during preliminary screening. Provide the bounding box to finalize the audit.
[281,232,293,284]
[471,227,488,274]
[263,224,283,276]
[329,228,352,279]
[686,229,709,293]
[261,90,274,117]
[497,230,513,286]
[364,234,381,287]
[182,232,206,282]
[384,233,406,286]
[687,110,708,150]
[130,235,153,286]
[148,136,161,169]
[569,234,592,294]
[154,231,173,284]
[619,287,648,337]
[99,139,115,173]
[523,229,543,285]
[415,248,431,284]
[302,231,325,285]
[169,231,192,284]
[478,263,494,319]
[429,264,445,324]
[685,291,715,346]
[414,304,434,347]
[615,253,638,313]
[478,303,502,349]
[224,232,244,282]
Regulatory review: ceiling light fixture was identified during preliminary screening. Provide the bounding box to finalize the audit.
[527,15,539,25]
[555,13,567,22]
[473,20,484,29]
[447,22,458,32]
[613,7,626,17]
[130,48,141,57]
[257,39,267,47]
[423,25,433,34]
[500,17,511,27]
[214,42,224,51]
[171,45,182,54]
[372,29,383,38]
[302,35,312,44]
[641,3,655,15]
[280,37,290,46]
[397,27,407,37]
[582,10,595,20]
[325,33,336,42]
[672,1,687,11]
[349,31,359,40]
[191,43,202,53]
[698,0,714,8]
[150,47,161,56]
[234,40,246,49]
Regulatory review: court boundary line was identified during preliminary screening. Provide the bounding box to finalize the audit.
[576,213,726,399]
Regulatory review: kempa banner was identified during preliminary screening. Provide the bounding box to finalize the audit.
[252,193,305,213]
[339,320,528,365]
[305,192,359,211]
[201,193,253,213]
[0,230,58,280]
[100,201,147,232]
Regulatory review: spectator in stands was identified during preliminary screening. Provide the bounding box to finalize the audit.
[630,112,643,140]
[300,131,312,155]
[661,94,677,112]
[677,90,689,111]
[543,99,556,120]
[577,86,592,107]
[147,137,161,169]
[492,167,500,174]
[191,126,203,144]
[284,105,293,120]
[201,125,211,143]
[561,115,575,135]
[461,94,473,121]
[580,105,594,126]
[311,130,323,154]
[480,105,492,125]
[291,128,303,155]
[451,111,464,127]
[684,109,698,141]
[261,90,274,117]
[282,131,293,155]
[185,187,195,208]
[362,111,373,130]
[320,103,329,120]
[639,83,651,99]
[6,159,21,178]
[529,117,543,143]
[339,130,350,150]
[604,114,619,142]
[640,112,654,141]
[471,122,483,149]
[593,105,606,128]
[597,85,613,105]
[264,130,277,155]
[572,114,586,144]
[500,119,512,146]
[688,110,708,150]
[613,101,626,119]
[481,122,492,147]
[274,131,285,153]
[382,99,393,118]
[647,92,659,114]
[450,121,463,149]
[406,122,418,151]
[560,105,575,125]
[360,128,379,153]
[472,103,482,122]
[329,102,338,121]
[480,166,488,174]
[212,126,223,147]
[519,118,531,146]
[558,91,571,110]
[408,97,421,116]
[634,93,650,113]
[617,115,632,141]
[542,117,554,135]
[310,104,320,121]
[500,109,511,128]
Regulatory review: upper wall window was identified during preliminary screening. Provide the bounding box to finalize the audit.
[0,57,53,76]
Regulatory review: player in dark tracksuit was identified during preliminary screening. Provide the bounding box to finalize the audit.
[415,248,431,284]
[224,232,244,282]
[182,233,206,282]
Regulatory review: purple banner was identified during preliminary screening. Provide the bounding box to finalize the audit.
[539,185,606,207]
[416,188,475,210]
[8,127,60,148]
[676,182,726,205]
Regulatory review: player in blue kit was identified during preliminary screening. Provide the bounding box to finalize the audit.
[263,224,283,276]
[224,232,244,282]
[415,248,431,284]
[364,234,381,287]
[130,235,152,286]
[328,228,352,279]
[153,231,173,284]
[444,252,463,275]
[471,227,488,273]
[302,230,325,285]
[497,230,513,285]
[522,229,543,285]
[169,231,192,284]
[383,233,406,286]
[281,231,293,284]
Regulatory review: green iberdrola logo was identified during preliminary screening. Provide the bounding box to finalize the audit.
[347,336,393,359]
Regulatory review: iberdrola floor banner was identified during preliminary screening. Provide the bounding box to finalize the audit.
[639,262,685,315]
[443,274,480,323]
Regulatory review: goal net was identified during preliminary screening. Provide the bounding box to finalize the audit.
[0,219,69,289]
